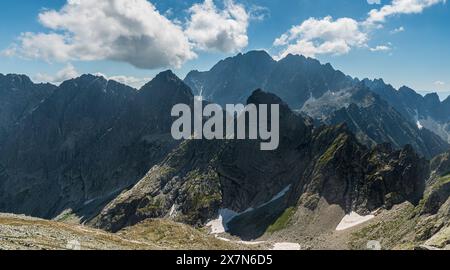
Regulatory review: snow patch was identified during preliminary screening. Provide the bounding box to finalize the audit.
[418,116,450,143]
[206,209,239,234]
[416,121,423,130]
[413,110,424,130]
[272,242,301,250]
[336,212,374,231]
[216,236,265,246]
[169,205,177,218]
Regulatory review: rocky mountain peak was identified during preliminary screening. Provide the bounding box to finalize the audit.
[149,70,179,83]
[282,53,307,62]
[0,74,35,91]
[140,70,192,98]
[239,50,275,63]
[59,74,107,90]
[424,92,441,103]
[247,89,286,107]
[399,86,423,101]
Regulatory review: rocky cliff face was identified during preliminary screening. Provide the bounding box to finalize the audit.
[94,90,429,239]
[310,86,449,159]
[363,79,450,144]
[185,51,355,109]
[185,52,449,159]
[409,152,450,250]
[185,51,276,105]
[0,71,191,219]
[0,74,56,149]
[350,151,450,250]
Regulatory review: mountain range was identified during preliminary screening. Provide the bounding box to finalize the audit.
[185,51,450,158]
[1,51,450,250]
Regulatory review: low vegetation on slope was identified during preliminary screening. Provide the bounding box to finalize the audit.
[0,214,250,250]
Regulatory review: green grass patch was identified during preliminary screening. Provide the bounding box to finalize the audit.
[266,207,296,234]
[318,134,348,166]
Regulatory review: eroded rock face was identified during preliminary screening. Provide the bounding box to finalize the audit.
[0,71,191,219]
[0,74,56,149]
[363,79,450,145]
[94,90,429,237]
[412,153,450,246]
[304,85,449,159]
[185,51,355,109]
[184,52,449,159]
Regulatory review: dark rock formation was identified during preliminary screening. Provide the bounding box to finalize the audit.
[94,90,429,238]
[185,51,354,109]
[0,71,191,219]
[0,74,56,148]
[185,52,449,158]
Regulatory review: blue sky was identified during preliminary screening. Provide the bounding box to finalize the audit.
[0,0,449,98]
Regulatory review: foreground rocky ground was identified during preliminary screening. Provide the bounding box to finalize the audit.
[2,199,449,250]
[0,213,256,250]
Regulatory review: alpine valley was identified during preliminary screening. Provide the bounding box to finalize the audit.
[1,51,450,250]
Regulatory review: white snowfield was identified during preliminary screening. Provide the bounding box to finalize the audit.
[417,121,424,130]
[272,242,302,250]
[206,186,301,250]
[216,236,300,250]
[336,212,375,231]
[206,209,239,234]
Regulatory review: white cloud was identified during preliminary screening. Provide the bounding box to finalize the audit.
[34,64,150,88]
[0,46,17,57]
[274,0,445,59]
[107,75,152,89]
[34,63,79,84]
[7,0,254,68]
[273,16,368,59]
[10,0,196,69]
[434,81,446,86]
[185,0,249,53]
[248,5,270,21]
[370,45,392,51]
[390,26,405,33]
[367,0,382,4]
[366,0,446,25]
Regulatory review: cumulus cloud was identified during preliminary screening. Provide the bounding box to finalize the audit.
[185,0,249,53]
[370,45,392,51]
[6,0,254,68]
[105,74,152,89]
[248,5,271,21]
[274,0,445,58]
[34,63,79,84]
[366,0,446,25]
[273,16,368,59]
[34,64,150,88]
[0,46,17,57]
[390,26,405,33]
[10,0,196,69]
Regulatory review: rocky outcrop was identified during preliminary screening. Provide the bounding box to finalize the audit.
[185,51,277,105]
[185,51,355,109]
[0,213,247,250]
[363,79,450,144]
[0,71,191,219]
[412,151,450,248]
[94,90,429,238]
[317,86,449,159]
[0,74,55,148]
